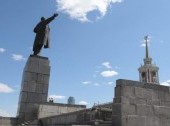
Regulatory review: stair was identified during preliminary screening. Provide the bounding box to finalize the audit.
[95,118,112,126]
[18,119,40,126]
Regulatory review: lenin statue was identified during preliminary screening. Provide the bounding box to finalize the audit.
[33,13,58,55]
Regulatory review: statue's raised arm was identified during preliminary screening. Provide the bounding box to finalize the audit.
[33,13,59,55]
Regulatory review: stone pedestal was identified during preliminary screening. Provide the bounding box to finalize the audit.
[17,55,50,123]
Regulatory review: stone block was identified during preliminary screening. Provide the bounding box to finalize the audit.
[19,103,26,112]
[26,92,35,102]
[25,103,34,112]
[18,112,25,119]
[127,115,146,126]
[121,86,135,98]
[161,101,170,106]
[130,97,146,105]
[42,94,47,102]
[147,99,160,106]
[24,112,37,121]
[162,118,170,126]
[43,75,50,84]
[33,103,39,111]
[152,90,159,100]
[24,72,38,82]
[38,58,49,66]
[37,74,45,83]
[158,91,166,101]
[22,82,29,91]
[154,106,170,117]
[112,115,121,126]
[28,81,36,92]
[20,92,28,102]
[36,84,44,93]
[115,86,121,97]
[146,116,160,126]
[135,87,152,99]
[122,104,136,115]
[43,84,49,93]
[136,104,153,116]
[27,92,41,103]
[114,96,131,104]
[38,65,50,75]
[165,92,170,102]
[112,103,121,115]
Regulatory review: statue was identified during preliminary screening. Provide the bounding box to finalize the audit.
[32,13,58,55]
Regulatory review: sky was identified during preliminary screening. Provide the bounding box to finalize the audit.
[0,0,170,117]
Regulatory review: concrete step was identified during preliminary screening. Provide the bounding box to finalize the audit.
[95,119,112,126]
[18,119,40,126]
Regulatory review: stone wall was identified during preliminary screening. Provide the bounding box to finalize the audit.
[0,117,17,126]
[112,79,170,126]
[38,103,86,118]
[40,109,89,125]
[40,107,112,125]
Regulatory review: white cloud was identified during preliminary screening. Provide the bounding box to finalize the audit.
[0,109,13,117]
[102,62,112,69]
[161,80,170,86]
[79,101,88,105]
[56,0,122,22]
[107,82,114,85]
[48,95,66,100]
[82,81,92,85]
[0,83,14,93]
[12,54,26,61]
[101,70,118,77]
[0,48,5,53]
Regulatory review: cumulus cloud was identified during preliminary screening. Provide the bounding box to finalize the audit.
[12,54,26,61]
[56,0,122,22]
[101,70,118,77]
[107,81,114,85]
[79,101,88,105]
[102,62,112,69]
[0,83,14,93]
[161,80,170,87]
[0,48,5,53]
[49,95,66,100]
[82,81,92,85]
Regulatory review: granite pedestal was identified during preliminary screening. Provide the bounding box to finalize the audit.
[17,55,50,123]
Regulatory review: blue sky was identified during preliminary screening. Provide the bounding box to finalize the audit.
[0,0,170,117]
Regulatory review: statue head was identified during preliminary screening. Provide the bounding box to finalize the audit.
[41,17,45,21]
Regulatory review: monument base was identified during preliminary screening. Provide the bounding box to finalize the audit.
[17,55,50,123]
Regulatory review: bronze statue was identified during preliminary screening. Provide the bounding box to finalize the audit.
[33,13,58,55]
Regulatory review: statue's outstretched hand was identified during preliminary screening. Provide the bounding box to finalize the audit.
[54,13,59,17]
